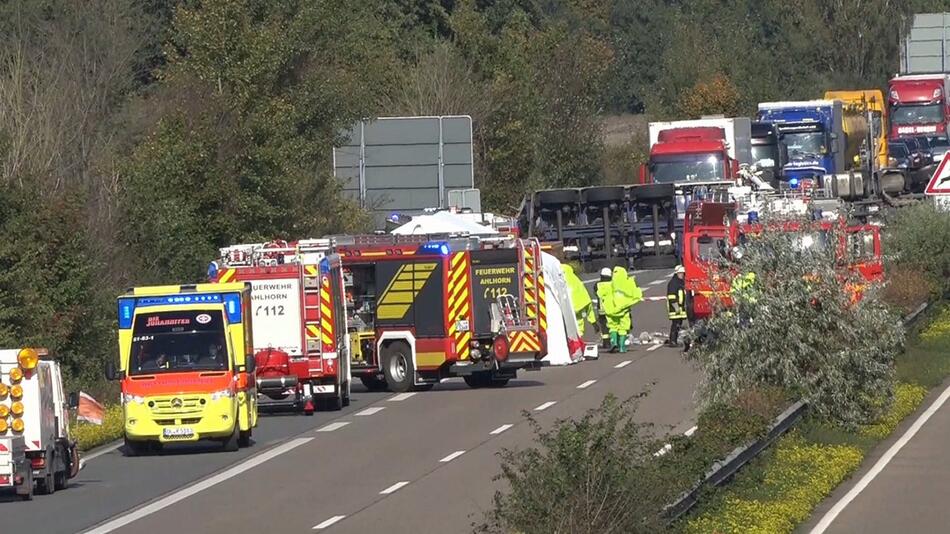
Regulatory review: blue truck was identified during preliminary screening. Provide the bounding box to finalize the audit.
[756,100,846,184]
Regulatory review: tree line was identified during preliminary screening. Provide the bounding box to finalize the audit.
[0,0,946,394]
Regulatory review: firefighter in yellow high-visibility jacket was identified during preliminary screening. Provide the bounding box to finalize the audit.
[665,265,688,347]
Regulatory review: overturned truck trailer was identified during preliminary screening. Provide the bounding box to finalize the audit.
[517,183,679,271]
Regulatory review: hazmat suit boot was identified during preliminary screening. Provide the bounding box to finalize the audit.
[609,332,619,353]
[618,334,628,354]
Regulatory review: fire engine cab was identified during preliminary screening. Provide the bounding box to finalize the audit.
[682,199,883,320]
[210,239,350,413]
[335,234,547,392]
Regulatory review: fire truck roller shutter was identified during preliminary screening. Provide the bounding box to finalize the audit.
[469,249,520,336]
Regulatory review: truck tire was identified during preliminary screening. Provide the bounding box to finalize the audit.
[238,429,252,448]
[382,342,414,393]
[583,186,625,204]
[463,372,490,389]
[323,389,343,411]
[223,426,240,452]
[17,470,33,501]
[123,437,149,457]
[536,189,580,206]
[36,468,55,495]
[631,183,675,202]
[360,375,388,392]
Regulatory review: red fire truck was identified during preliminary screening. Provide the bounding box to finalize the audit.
[209,239,350,413]
[335,234,547,392]
[682,201,883,320]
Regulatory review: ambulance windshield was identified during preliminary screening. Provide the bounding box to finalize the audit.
[130,310,229,374]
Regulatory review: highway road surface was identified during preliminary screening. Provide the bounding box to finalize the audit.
[5,268,697,534]
[805,379,950,534]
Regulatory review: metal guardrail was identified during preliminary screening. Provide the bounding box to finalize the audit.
[664,299,932,523]
[664,400,808,522]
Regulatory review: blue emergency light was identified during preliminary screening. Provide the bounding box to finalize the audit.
[417,241,450,256]
[789,178,800,189]
[207,260,219,281]
[747,211,759,223]
[117,292,242,329]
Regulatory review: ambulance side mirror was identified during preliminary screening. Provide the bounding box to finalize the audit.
[68,392,79,409]
[105,361,120,381]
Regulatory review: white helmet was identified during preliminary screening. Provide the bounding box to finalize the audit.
[674,265,685,274]
[600,267,612,278]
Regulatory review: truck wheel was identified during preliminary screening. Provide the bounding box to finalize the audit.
[37,469,55,495]
[54,467,68,491]
[463,372,489,389]
[489,377,510,388]
[324,389,343,411]
[238,429,252,448]
[360,375,388,392]
[631,183,675,202]
[382,342,414,393]
[17,470,33,501]
[123,437,149,457]
[223,426,240,452]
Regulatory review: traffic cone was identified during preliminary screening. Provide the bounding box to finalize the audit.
[304,398,315,414]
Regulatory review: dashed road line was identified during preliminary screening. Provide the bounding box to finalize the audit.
[614,360,632,369]
[380,481,410,495]
[439,450,466,463]
[83,437,314,534]
[648,279,667,286]
[684,425,698,437]
[577,380,597,389]
[534,401,557,411]
[654,443,673,457]
[647,343,663,352]
[355,407,386,416]
[313,515,346,530]
[389,392,416,402]
[490,424,513,435]
[317,422,350,433]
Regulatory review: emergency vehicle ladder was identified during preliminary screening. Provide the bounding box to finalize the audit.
[516,238,541,328]
[302,263,324,354]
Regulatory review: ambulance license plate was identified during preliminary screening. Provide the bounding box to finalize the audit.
[163,427,194,438]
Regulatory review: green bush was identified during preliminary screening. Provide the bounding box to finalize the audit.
[479,395,687,534]
[684,434,863,534]
[72,404,124,451]
[859,383,927,440]
[884,200,950,295]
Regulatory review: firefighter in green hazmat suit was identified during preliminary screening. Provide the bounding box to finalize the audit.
[562,264,595,335]
[606,266,643,353]
[594,268,613,349]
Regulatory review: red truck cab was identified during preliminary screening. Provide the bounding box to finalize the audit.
[887,74,950,140]
[640,127,740,185]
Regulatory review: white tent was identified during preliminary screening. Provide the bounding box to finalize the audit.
[391,211,499,236]
[539,251,584,366]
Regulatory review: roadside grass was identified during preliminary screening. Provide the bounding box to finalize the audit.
[72,404,124,451]
[677,304,950,534]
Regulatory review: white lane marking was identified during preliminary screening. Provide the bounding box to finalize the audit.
[654,443,673,457]
[534,401,557,411]
[684,425,698,437]
[83,437,313,534]
[355,407,386,416]
[380,481,410,495]
[648,279,666,286]
[614,360,632,369]
[83,441,123,462]
[647,343,663,352]
[810,382,950,534]
[577,380,597,389]
[440,450,466,463]
[490,424,513,435]
[317,422,350,433]
[389,392,416,402]
[313,515,346,530]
